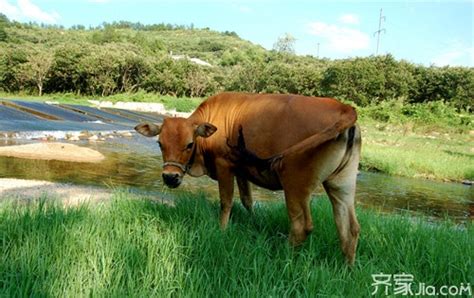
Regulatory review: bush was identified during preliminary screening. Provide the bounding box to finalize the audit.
[320,55,416,105]
[410,66,474,109]
[0,22,472,112]
[358,99,473,131]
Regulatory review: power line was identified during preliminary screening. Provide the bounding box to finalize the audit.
[373,8,386,55]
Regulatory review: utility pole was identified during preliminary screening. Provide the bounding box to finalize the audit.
[316,42,320,58]
[373,8,386,55]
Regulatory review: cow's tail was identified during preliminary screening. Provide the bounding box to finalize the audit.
[328,125,360,178]
[347,125,356,151]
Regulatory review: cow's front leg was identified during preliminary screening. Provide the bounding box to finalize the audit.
[216,160,235,229]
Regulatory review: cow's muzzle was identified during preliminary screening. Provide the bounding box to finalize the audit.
[162,172,182,188]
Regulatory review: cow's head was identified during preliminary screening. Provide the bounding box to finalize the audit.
[135,118,217,188]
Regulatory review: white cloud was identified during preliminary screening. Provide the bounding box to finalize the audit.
[338,13,359,25]
[238,5,252,13]
[307,21,370,53]
[0,0,20,19]
[0,0,59,23]
[230,2,252,14]
[433,46,474,67]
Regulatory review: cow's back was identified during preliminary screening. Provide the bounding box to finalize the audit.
[193,92,355,159]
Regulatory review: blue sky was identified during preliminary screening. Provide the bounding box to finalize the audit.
[1,0,472,66]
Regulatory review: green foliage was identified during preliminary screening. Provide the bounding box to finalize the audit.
[0,45,28,92]
[358,99,473,131]
[0,21,472,111]
[321,55,415,105]
[0,194,472,296]
[0,14,8,42]
[161,96,203,112]
[101,25,122,43]
[273,33,296,54]
[47,43,90,93]
[411,66,474,109]
[142,57,217,97]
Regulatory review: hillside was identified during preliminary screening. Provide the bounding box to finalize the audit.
[3,22,266,65]
[0,17,473,110]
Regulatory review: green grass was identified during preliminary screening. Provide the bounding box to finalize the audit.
[0,91,93,106]
[356,100,473,182]
[360,123,474,182]
[0,91,202,113]
[1,191,472,297]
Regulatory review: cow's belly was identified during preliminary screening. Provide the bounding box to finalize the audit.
[235,165,282,190]
[231,126,359,190]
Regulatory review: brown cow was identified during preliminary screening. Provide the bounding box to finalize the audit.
[135,92,361,264]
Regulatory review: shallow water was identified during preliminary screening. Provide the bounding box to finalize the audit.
[0,136,472,222]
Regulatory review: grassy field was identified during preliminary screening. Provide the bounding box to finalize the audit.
[360,123,473,182]
[0,191,472,297]
[357,100,473,182]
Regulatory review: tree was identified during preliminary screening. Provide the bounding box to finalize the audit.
[185,66,215,97]
[118,51,149,93]
[79,46,121,96]
[47,43,90,94]
[273,33,296,54]
[18,49,54,96]
[0,45,28,92]
[0,13,9,42]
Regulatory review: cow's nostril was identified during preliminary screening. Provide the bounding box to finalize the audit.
[162,172,181,188]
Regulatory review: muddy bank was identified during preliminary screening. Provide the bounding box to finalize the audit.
[0,142,105,163]
[0,178,111,206]
[0,178,173,207]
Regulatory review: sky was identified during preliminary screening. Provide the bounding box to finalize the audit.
[0,0,472,67]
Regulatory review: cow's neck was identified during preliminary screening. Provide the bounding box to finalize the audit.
[185,109,211,177]
[186,143,207,177]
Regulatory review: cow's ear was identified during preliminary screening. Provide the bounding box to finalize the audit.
[134,123,162,137]
[196,123,217,138]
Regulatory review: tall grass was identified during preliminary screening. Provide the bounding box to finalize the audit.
[353,99,474,181]
[1,192,472,297]
[361,125,474,181]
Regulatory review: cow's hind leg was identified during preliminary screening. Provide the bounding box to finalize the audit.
[284,187,313,246]
[323,169,360,265]
[277,155,316,246]
[236,176,253,212]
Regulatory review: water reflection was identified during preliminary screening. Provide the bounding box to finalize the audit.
[0,136,471,222]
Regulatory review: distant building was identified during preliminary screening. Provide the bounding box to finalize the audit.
[169,51,213,67]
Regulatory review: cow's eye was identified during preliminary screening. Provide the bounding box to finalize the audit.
[186,142,194,150]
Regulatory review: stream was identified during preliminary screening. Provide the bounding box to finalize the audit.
[0,135,472,223]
